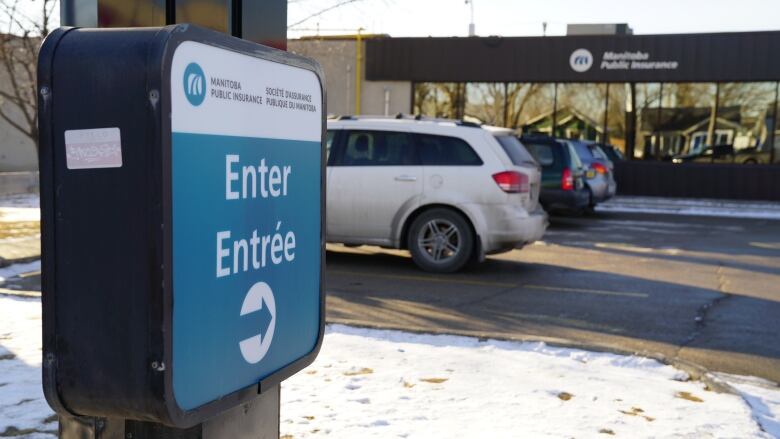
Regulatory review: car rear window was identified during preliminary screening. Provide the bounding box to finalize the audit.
[567,143,584,168]
[495,136,537,167]
[589,144,609,160]
[598,144,624,162]
[417,134,483,166]
[571,141,595,159]
[524,142,558,167]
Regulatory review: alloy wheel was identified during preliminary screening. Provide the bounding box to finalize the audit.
[416,219,461,263]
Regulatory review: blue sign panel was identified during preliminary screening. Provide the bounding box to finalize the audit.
[170,41,323,410]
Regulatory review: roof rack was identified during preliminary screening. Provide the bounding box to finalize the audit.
[330,113,483,128]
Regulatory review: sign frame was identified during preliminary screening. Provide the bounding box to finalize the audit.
[38,24,326,427]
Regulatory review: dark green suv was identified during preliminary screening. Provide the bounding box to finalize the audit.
[520,135,590,213]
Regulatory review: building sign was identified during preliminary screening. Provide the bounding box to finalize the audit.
[170,40,323,411]
[569,48,593,72]
[591,50,679,72]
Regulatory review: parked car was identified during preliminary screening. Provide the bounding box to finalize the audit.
[562,139,617,208]
[672,143,779,164]
[672,144,734,163]
[594,143,625,163]
[326,115,548,272]
[520,135,590,214]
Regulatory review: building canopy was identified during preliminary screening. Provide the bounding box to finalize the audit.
[365,31,780,83]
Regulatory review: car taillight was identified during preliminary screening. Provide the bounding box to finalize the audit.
[591,162,608,175]
[492,171,529,193]
[561,167,574,191]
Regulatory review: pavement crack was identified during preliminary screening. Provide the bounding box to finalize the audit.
[676,263,733,354]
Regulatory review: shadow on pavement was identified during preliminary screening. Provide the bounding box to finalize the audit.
[324,246,780,381]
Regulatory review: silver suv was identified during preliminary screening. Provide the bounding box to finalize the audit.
[326,116,548,272]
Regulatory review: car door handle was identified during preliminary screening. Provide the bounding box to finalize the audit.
[394,175,417,182]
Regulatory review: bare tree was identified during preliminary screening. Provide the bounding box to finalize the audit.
[0,0,56,152]
[287,0,364,29]
[414,83,465,120]
[506,83,544,129]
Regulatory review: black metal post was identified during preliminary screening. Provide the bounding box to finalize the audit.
[654,83,663,160]
[625,82,636,160]
[58,385,281,439]
[771,81,779,164]
[708,83,721,163]
[602,83,609,143]
[551,83,558,137]
[503,82,509,128]
[165,0,175,26]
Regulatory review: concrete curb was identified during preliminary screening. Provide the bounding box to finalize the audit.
[325,318,741,396]
[0,288,41,298]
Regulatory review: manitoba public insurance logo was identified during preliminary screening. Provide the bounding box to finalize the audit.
[183,62,206,106]
[569,48,593,73]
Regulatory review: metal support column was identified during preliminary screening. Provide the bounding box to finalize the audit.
[551,83,558,137]
[602,83,609,143]
[771,81,779,164]
[625,82,636,160]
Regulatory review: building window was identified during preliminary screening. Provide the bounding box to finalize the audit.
[412,80,780,165]
[464,83,507,126]
[511,83,556,134]
[718,82,777,164]
[413,83,465,119]
[552,83,607,141]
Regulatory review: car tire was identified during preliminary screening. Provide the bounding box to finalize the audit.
[407,208,474,273]
[584,188,596,215]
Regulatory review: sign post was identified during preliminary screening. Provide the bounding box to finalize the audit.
[38,24,325,436]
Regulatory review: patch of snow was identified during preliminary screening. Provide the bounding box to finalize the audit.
[0,296,56,437]
[0,207,39,223]
[281,325,774,438]
[596,196,780,220]
[1,298,777,439]
[714,373,780,437]
[0,194,39,209]
[0,260,41,283]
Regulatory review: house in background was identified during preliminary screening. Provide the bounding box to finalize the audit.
[638,106,744,159]
[521,107,603,141]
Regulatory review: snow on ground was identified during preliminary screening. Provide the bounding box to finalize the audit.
[0,295,56,438]
[0,194,39,209]
[0,194,40,223]
[1,295,778,438]
[596,196,780,220]
[712,373,780,438]
[280,325,777,438]
[0,195,40,244]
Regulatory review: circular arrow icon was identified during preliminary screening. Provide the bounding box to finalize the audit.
[239,281,276,364]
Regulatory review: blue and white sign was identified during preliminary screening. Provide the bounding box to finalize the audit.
[170,41,322,411]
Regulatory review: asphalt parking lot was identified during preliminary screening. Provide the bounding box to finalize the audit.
[325,211,780,383]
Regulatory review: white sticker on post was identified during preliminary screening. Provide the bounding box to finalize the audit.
[64,127,122,169]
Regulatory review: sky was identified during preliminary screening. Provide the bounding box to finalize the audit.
[7,1,779,38]
[288,0,780,38]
